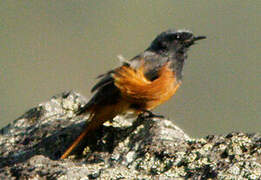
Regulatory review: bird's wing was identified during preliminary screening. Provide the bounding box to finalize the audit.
[77,53,169,114]
[90,54,146,93]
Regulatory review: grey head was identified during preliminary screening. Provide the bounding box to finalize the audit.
[147,29,206,57]
[143,29,206,81]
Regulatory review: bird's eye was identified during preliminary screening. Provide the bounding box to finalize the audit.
[180,32,193,41]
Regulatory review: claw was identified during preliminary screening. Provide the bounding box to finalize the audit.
[140,110,165,119]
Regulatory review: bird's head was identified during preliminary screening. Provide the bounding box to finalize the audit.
[148,29,206,57]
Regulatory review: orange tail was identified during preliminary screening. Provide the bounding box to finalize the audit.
[60,113,105,159]
[60,123,92,159]
[60,101,128,159]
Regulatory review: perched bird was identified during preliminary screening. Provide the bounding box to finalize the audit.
[61,29,206,159]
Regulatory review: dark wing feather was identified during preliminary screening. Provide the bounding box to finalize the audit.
[91,74,114,92]
[77,52,166,115]
[91,59,135,93]
[129,51,170,81]
[77,82,120,115]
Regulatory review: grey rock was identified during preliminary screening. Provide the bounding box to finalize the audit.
[0,91,260,179]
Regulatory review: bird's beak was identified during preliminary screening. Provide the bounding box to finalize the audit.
[184,35,206,47]
[193,36,207,41]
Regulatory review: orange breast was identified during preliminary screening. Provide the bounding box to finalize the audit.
[113,62,181,111]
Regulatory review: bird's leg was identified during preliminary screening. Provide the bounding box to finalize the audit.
[140,110,165,119]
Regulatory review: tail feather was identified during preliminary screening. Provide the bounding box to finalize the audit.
[60,123,92,159]
[61,102,126,159]
[76,101,94,115]
[61,110,105,159]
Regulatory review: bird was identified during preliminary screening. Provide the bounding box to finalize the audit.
[60,29,206,159]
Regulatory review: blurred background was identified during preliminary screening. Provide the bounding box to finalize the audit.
[0,1,260,137]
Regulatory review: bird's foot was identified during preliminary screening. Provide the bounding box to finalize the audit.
[140,110,165,119]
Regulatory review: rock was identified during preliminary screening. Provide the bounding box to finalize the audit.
[0,91,260,179]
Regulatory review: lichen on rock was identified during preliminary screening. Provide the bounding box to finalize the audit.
[0,91,260,179]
